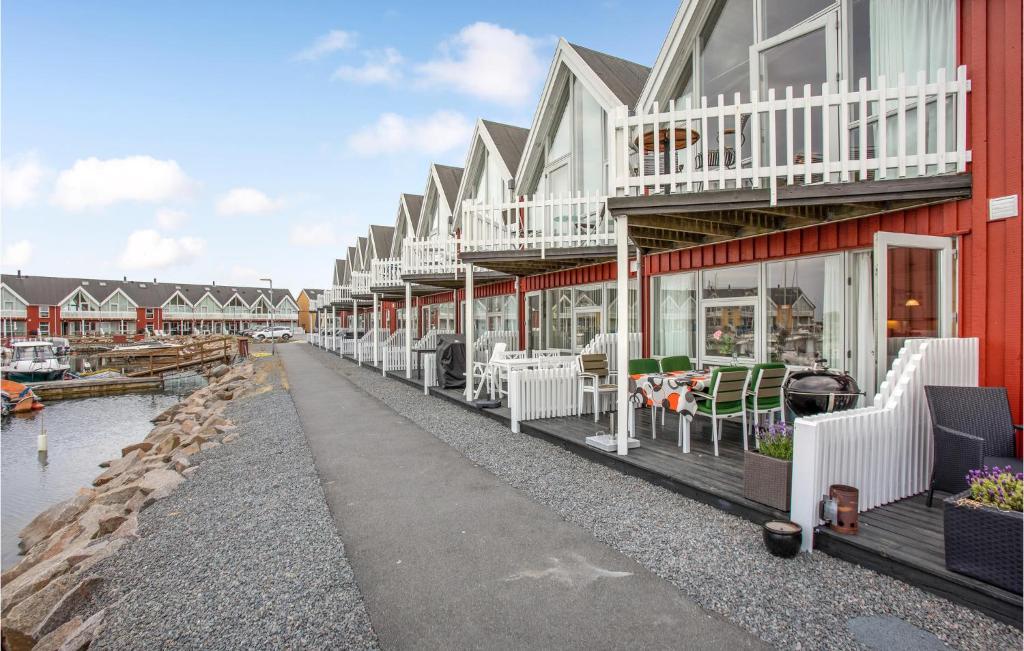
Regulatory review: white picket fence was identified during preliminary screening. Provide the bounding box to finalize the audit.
[790,337,979,551]
[416,328,454,351]
[580,333,642,370]
[356,329,377,364]
[379,329,406,373]
[507,367,580,433]
[474,330,519,361]
[614,67,971,205]
[340,337,356,357]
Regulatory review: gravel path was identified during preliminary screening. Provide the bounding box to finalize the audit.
[90,358,378,650]
[316,348,1021,651]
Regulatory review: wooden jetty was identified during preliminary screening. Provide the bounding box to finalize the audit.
[28,377,164,400]
[96,336,236,378]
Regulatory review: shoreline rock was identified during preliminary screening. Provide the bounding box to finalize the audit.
[0,361,258,650]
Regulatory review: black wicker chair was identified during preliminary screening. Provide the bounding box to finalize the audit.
[923,386,1023,507]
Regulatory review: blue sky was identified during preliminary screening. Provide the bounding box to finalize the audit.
[1,0,678,296]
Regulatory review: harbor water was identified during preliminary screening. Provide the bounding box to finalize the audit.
[1,376,205,569]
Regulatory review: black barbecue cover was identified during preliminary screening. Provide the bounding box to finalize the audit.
[435,334,466,389]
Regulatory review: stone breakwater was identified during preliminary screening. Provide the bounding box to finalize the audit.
[0,362,255,651]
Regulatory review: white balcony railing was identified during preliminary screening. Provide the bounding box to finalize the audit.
[351,271,371,296]
[371,258,403,288]
[614,67,971,204]
[325,286,351,304]
[1,308,29,318]
[402,237,465,276]
[461,192,612,255]
[61,309,137,319]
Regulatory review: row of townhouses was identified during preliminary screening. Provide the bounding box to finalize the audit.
[315,0,1019,417]
[0,272,299,337]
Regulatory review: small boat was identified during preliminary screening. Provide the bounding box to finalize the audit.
[1,379,44,415]
[1,341,71,382]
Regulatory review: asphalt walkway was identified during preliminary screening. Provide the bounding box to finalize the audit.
[279,343,766,650]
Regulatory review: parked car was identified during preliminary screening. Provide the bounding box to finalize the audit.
[252,326,292,341]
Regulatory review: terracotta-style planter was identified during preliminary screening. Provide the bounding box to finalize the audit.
[743,451,792,512]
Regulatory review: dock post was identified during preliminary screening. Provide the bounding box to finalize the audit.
[373,293,380,368]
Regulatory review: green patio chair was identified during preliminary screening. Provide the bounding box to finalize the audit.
[691,366,750,455]
[660,355,693,373]
[745,363,787,446]
[628,357,663,434]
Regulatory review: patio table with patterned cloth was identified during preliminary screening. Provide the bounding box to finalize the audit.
[629,371,710,453]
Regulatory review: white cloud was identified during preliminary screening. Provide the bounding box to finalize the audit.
[289,222,338,247]
[333,48,403,84]
[119,229,206,270]
[416,23,546,104]
[2,240,33,268]
[215,187,282,216]
[155,208,188,230]
[1,154,46,208]
[225,265,265,286]
[51,156,192,211]
[347,111,472,156]
[294,29,356,61]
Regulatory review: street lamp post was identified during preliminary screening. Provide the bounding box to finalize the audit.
[260,277,275,355]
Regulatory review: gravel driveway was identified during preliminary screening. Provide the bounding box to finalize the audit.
[90,358,378,650]
[317,348,1021,651]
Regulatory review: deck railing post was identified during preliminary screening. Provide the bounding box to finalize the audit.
[405,282,413,379]
[615,214,629,456]
[464,264,475,401]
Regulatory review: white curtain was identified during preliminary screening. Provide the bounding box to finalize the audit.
[822,255,845,369]
[848,252,876,403]
[870,0,956,172]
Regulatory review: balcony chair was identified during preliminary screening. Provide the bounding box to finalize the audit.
[690,366,750,456]
[659,355,693,373]
[472,342,508,401]
[577,353,617,422]
[923,386,1023,507]
[745,363,787,447]
[628,357,663,433]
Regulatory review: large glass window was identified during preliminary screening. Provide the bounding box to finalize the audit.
[574,78,606,195]
[702,264,758,299]
[607,279,640,335]
[651,272,697,357]
[545,288,572,351]
[700,0,754,101]
[765,255,843,367]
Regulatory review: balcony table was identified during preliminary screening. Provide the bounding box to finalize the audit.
[629,371,711,449]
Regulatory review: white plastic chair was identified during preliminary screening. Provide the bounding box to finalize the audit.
[577,353,617,422]
[472,342,508,400]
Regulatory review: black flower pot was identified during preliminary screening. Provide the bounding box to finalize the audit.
[762,520,802,558]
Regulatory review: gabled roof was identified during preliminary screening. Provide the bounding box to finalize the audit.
[515,38,651,195]
[434,164,464,214]
[452,118,530,231]
[566,42,649,107]
[369,224,395,259]
[301,288,324,299]
[415,164,464,238]
[356,236,370,270]
[481,119,530,177]
[333,259,345,286]
[0,274,294,309]
[634,0,706,113]
[402,194,423,232]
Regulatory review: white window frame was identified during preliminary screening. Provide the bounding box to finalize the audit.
[872,231,956,382]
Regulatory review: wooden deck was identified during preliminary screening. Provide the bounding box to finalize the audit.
[816,492,1023,627]
[327,349,1023,627]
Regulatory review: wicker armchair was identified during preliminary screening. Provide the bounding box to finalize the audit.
[923,386,1023,507]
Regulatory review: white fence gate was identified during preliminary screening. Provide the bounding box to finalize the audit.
[791,337,979,551]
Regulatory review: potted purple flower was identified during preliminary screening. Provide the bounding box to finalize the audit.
[943,466,1023,594]
[743,422,793,512]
